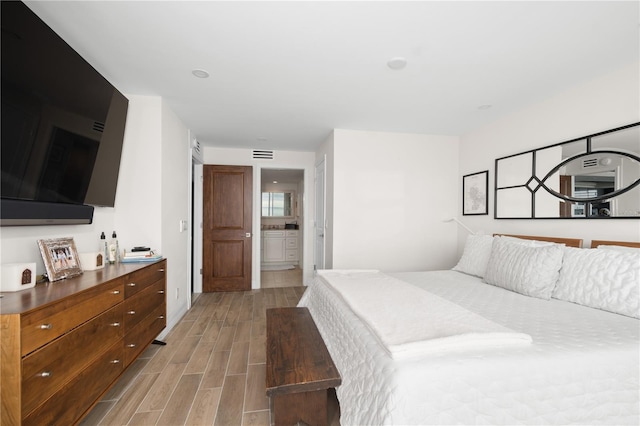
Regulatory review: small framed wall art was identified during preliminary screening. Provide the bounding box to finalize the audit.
[462,170,489,216]
[37,237,83,281]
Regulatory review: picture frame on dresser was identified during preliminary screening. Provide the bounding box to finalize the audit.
[37,237,82,281]
[463,170,489,215]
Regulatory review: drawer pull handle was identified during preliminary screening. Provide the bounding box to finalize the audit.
[127,282,137,287]
[127,343,136,348]
[111,322,121,327]
[39,323,53,330]
[127,310,136,315]
[158,269,165,272]
[112,290,121,295]
[110,359,121,364]
[39,371,52,378]
[158,290,165,294]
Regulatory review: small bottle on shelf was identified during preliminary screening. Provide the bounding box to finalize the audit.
[99,232,108,265]
[109,231,120,264]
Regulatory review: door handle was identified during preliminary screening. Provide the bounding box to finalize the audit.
[245,233,251,238]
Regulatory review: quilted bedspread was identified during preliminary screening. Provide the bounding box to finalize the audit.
[298,270,640,425]
[315,270,531,359]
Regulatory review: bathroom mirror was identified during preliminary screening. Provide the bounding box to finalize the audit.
[262,191,294,217]
[495,123,640,218]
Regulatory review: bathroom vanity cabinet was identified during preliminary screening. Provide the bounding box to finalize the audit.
[261,230,299,265]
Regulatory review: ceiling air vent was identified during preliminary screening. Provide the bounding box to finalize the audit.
[253,150,274,160]
[582,158,599,169]
[193,139,202,155]
[92,121,105,133]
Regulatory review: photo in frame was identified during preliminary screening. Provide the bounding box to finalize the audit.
[463,170,489,215]
[37,237,83,281]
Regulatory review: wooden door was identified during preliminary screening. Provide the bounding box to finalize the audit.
[203,165,252,292]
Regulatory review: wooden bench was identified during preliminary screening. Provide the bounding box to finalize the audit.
[266,307,341,426]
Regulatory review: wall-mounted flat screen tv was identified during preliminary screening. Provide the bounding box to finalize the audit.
[1,1,129,225]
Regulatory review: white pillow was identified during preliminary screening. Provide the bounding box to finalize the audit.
[553,247,639,318]
[483,237,564,300]
[452,234,494,278]
[499,235,558,247]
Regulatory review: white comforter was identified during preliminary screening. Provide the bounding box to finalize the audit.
[298,270,640,425]
[315,270,531,359]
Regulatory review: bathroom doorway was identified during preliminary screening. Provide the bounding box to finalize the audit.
[260,168,304,288]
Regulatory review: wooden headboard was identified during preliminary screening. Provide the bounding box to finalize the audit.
[494,234,583,248]
[590,240,640,249]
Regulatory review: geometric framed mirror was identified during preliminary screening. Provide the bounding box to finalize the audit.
[495,122,640,218]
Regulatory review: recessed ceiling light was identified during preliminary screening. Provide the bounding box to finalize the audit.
[478,104,492,110]
[191,69,210,78]
[273,181,278,184]
[387,57,407,70]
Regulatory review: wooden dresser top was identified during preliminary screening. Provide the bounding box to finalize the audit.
[0,260,164,315]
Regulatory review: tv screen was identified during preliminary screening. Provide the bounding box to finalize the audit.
[1,1,128,224]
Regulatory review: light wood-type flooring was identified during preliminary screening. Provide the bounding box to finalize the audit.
[80,268,340,425]
[260,267,303,289]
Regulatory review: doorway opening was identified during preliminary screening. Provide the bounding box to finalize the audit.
[260,168,304,288]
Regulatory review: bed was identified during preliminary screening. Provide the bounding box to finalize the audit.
[298,235,639,425]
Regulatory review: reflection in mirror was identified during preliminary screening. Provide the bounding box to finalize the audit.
[496,152,533,188]
[535,188,561,217]
[535,145,566,182]
[262,191,294,217]
[496,187,531,217]
[495,122,640,219]
[591,125,640,153]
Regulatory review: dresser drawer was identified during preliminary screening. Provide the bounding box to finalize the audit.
[21,303,124,417]
[20,279,124,356]
[124,279,165,332]
[285,250,299,261]
[124,303,166,366]
[124,260,166,298]
[22,339,124,426]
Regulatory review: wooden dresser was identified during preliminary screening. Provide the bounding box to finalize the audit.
[0,259,167,425]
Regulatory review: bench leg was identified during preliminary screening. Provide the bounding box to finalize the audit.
[271,390,328,426]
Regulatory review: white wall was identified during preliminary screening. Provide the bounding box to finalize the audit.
[113,96,162,250]
[459,61,640,248]
[159,100,191,333]
[203,147,316,286]
[0,208,115,275]
[329,129,460,271]
[112,95,190,337]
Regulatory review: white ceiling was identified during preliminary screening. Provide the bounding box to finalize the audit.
[25,1,639,152]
